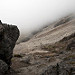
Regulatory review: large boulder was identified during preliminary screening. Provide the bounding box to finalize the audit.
[0,21,20,73]
[0,60,8,75]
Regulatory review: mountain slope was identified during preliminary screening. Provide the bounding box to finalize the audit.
[6,14,75,75]
[14,15,75,54]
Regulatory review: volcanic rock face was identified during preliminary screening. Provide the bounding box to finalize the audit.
[67,38,75,50]
[0,21,20,74]
[0,60,8,75]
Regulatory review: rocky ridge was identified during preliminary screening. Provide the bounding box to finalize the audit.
[0,20,20,75]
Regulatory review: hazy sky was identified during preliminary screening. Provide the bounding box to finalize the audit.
[0,0,75,35]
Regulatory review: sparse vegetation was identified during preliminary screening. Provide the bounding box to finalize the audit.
[67,61,75,64]
[64,55,75,61]
[41,44,57,51]
[41,42,66,53]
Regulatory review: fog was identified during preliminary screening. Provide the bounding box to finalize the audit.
[0,0,75,39]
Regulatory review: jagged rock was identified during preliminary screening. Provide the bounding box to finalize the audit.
[0,21,20,74]
[0,20,2,24]
[66,39,75,50]
[60,33,75,42]
[41,62,75,75]
[0,60,8,75]
[59,32,75,51]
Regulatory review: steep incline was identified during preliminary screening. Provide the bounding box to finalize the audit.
[14,15,75,54]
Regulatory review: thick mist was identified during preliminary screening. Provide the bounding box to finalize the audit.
[0,0,75,41]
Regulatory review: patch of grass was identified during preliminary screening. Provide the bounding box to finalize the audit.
[67,61,75,64]
[41,44,57,51]
[41,44,62,54]
[64,55,75,61]
[41,40,69,54]
[68,55,75,58]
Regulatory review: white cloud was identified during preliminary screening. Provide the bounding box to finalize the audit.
[0,0,75,35]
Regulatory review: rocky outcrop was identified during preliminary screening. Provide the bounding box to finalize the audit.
[0,60,8,75]
[67,39,75,50]
[59,32,75,50]
[0,20,20,74]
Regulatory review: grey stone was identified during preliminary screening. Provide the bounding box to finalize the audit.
[0,60,8,75]
[0,21,20,74]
